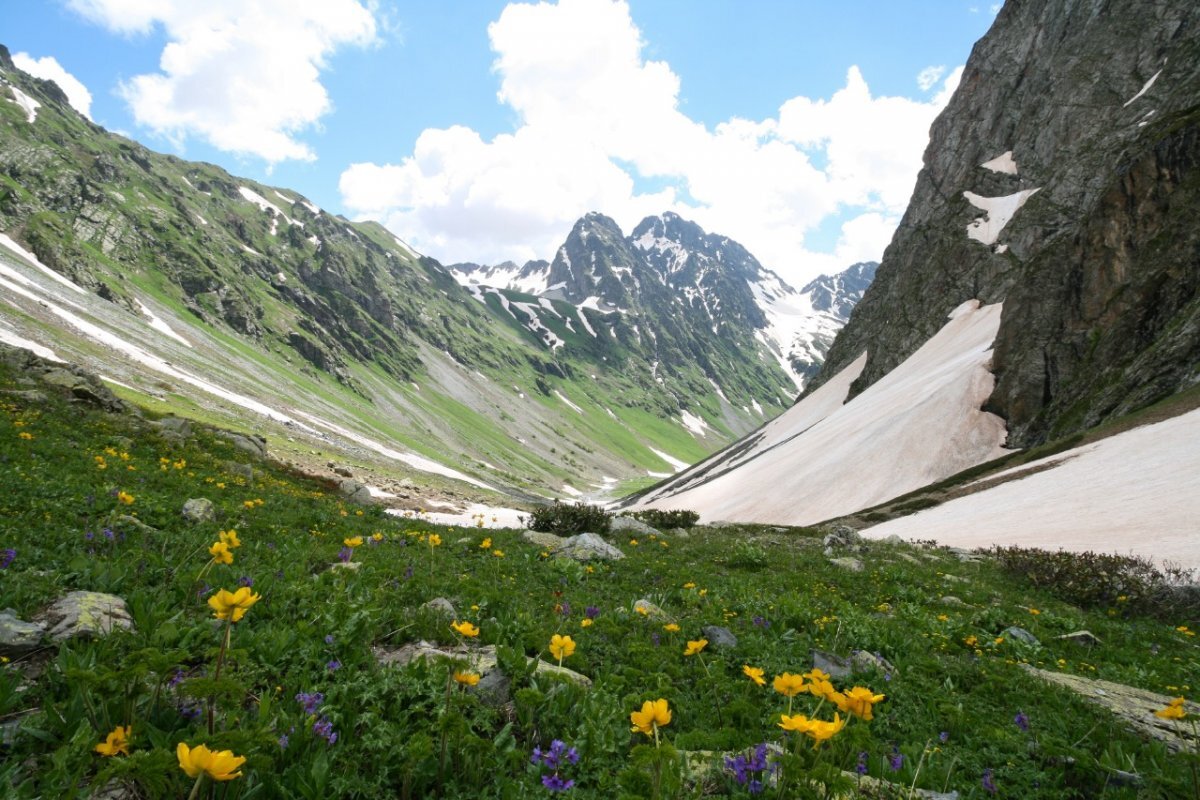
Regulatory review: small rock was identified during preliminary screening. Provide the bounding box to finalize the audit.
[111,515,158,536]
[610,515,659,536]
[1109,770,1143,788]
[1001,626,1041,647]
[851,649,899,676]
[700,625,738,649]
[829,556,863,572]
[897,553,922,565]
[224,462,254,481]
[0,609,46,656]
[940,596,972,609]
[152,416,193,438]
[218,431,267,460]
[822,524,861,550]
[1057,630,1101,647]
[2,389,46,404]
[90,779,139,800]
[669,528,690,539]
[942,573,967,583]
[634,599,667,619]
[38,592,133,642]
[812,650,852,680]
[521,530,566,549]
[329,561,362,572]
[706,520,738,529]
[181,498,216,523]
[332,464,354,478]
[337,478,374,506]
[422,598,457,617]
[881,534,904,545]
[556,533,624,562]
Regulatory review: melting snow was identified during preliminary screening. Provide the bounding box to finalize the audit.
[134,298,191,347]
[964,189,1040,245]
[575,307,597,337]
[0,323,62,361]
[649,447,690,473]
[237,187,300,228]
[1123,69,1162,107]
[6,85,40,123]
[401,503,528,529]
[554,390,584,414]
[980,151,1018,175]
[0,233,86,294]
[680,410,710,436]
[392,235,420,260]
[195,214,208,226]
[561,485,582,497]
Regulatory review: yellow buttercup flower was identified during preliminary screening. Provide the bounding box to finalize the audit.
[94,725,131,757]
[773,672,807,697]
[805,713,846,746]
[804,668,831,683]
[630,698,671,736]
[454,671,481,686]
[208,541,234,565]
[344,536,364,548]
[428,533,442,547]
[218,530,241,548]
[1155,697,1188,720]
[743,665,766,686]
[580,618,593,628]
[116,491,134,505]
[682,582,696,589]
[176,741,246,781]
[808,678,838,701]
[836,687,886,721]
[492,549,505,558]
[451,620,480,638]
[663,623,681,633]
[480,538,492,549]
[549,634,576,661]
[684,639,708,657]
[371,532,383,542]
[207,587,260,622]
[778,713,814,733]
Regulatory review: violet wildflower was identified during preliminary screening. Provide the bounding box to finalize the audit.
[326,660,341,672]
[337,546,352,563]
[196,584,212,598]
[982,768,997,794]
[85,531,94,541]
[278,734,289,749]
[651,632,661,647]
[541,774,574,792]
[404,565,414,580]
[559,601,572,617]
[532,739,580,791]
[888,745,904,772]
[168,669,186,688]
[0,548,15,569]
[238,575,254,588]
[751,614,770,629]
[296,691,324,715]
[939,731,949,743]
[325,634,335,645]
[584,605,600,619]
[856,751,869,776]
[103,528,115,541]
[1014,710,1029,732]
[313,716,337,745]
[725,743,774,792]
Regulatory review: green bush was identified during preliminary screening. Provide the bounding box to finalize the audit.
[523,501,612,534]
[625,509,700,529]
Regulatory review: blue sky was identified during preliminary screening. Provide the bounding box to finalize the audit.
[3,1,999,284]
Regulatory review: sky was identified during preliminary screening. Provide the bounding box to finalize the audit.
[3,0,1001,286]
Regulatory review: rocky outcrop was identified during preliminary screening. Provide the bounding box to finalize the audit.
[811,1,1200,447]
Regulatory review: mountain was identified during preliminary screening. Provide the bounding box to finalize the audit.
[453,211,876,391]
[0,44,805,501]
[628,0,1200,557]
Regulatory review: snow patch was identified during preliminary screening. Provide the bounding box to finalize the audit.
[561,484,582,497]
[134,298,191,347]
[0,324,62,361]
[1123,70,1162,107]
[0,233,86,294]
[680,410,710,436]
[237,187,299,228]
[980,151,1018,175]
[399,503,527,529]
[195,214,208,226]
[555,390,584,414]
[6,85,40,123]
[964,189,1040,246]
[649,447,690,473]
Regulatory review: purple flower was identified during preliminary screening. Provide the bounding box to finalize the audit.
[982,768,997,794]
[1014,710,1029,732]
[752,614,770,629]
[238,575,254,588]
[324,634,335,645]
[856,751,869,776]
[888,745,904,772]
[103,528,115,541]
[313,716,337,745]
[278,734,289,749]
[196,584,212,598]
[337,547,352,563]
[296,691,324,715]
[939,731,949,743]
[584,605,600,619]
[0,548,15,569]
[651,633,660,647]
[559,602,572,617]
[541,774,574,791]
[326,660,341,672]
[85,531,95,541]
[168,669,186,688]
[403,565,414,580]
[747,779,763,794]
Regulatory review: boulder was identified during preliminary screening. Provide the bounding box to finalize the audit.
[181,498,216,523]
[556,533,624,562]
[152,416,193,438]
[223,461,254,481]
[1057,630,1102,647]
[939,596,972,609]
[332,464,354,478]
[220,432,267,460]
[337,478,374,506]
[633,599,667,619]
[37,592,133,642]
[700,625,738,650]
[822,524,861,550]
[421,598,457,618]
[1001,626,1041,647]
[610,515,659,536]
[0,609,46,656]
[521,530,565,550]
[828,557,863,572]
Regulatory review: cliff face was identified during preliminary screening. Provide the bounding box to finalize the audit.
[812,0,1199,447]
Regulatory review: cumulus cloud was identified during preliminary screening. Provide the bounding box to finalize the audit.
[341,0,962,284]
[67,0,379,164]
[11,52,94,120]
[917,65,947,92]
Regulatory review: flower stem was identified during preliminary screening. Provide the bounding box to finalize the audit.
[185,774,206,800]
[207,619,232,736]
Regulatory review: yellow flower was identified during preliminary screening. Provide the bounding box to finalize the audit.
[635,605,649,616]
[242,500,256,510]
[836,687,887,721]
[218,530,241,548]
[994,636,1005,645]
[682,582,696,589]
[773,672,807,697]
[480,538,492,549]
[94,725,131,757]
[451,620,479,638]
[207,587,260,622]
[630,698,671,736]
[549,634,576,661]
[743,665,766,686]
[663,623,680,633]
[698,589,708,597]
[964,635,979,647]
[492,549,505,558]
[629,539,638,546]
[116,491,134,505]
[454,671,481,686]
[176,742,246,781]
[778,713,814,732]
[580,618,593,628]
[1029,608,1041,615]
[208,541,234,565]
[937,614,949,622]
[1155,697,1188,720]
[805,713,846,746]
[804,668,831,683]
[371,532,383,542]
[1178,626,1195,637]
[344,536,364,548]
[428,533,442,547]
[17,431,32,440]
[684,639,708,657]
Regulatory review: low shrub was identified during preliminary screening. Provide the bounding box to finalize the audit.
[625,508,700,529]
[523,500,612,534]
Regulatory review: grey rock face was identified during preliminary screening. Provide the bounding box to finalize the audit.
[181,498,216,523]
[521,530,566,549]
[700,625,738,650]
[556,532,624,562]
[809,0,1200,448]
[421,598,457,618]
[219,432,267,460]
[1001,626,1041,647]
[153,416,193,438]
[0,609,46,656]
[38,592,133,641]
[610,515,659,536]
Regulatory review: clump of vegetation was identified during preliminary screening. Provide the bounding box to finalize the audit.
[524,500,613,534]
[625,509,701,529]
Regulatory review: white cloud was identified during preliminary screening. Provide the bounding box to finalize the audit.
[67,0,379,164]
[11,52,94,120]
[916,65,946,92]
[339,0,962,285]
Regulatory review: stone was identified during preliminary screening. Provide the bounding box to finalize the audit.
[940,596,972,609]
[181,498,216,523]
[700,625,738,649]
[669,528,690,539]
[941,573,967,583]
[337,478,374,506]
[850,649,898,676]
[90,779,139,800]
[522,530,566,549]
[2,389,46,404]
[812,650,852,680]
[706,520,738,529]
[881,534,904,545]
[1001,626,1041,647]
[828,556,863,572]
[1022,665,1199,753]
[422,598,457,618]
[898,553,923,565]
[633,599,667,619]
[332,464,354,477]
[610,515,658,536]
[329,561,362,572]
[822,524,861,550]
[556,532,624,562]
[111,515,158,536]
[220,432,267,459]
[1057,630,1101,647]
[224,461,254,481]
[0,609,46,656]
[152,416,193,438]
[37,592,133,642]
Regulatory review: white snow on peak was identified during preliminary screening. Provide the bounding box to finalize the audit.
[195,214,208,226]
[980,151,1018,175]
[554,389,584,414]
[964,189,1040,246]
[649,447,690,473]
[0,233,86,294]
[392,235,420,260]
[5,85,40,123]
[1123,69,1162,107]
[575,307,597,337]
[635,301,1011,525]
[237,187,300,229]
[134,298,191,347]
[301,199,320,215]
[680,409,710,436]
[948,299,980,320]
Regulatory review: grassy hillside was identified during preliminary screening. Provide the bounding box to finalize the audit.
[0,362,1197,798]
